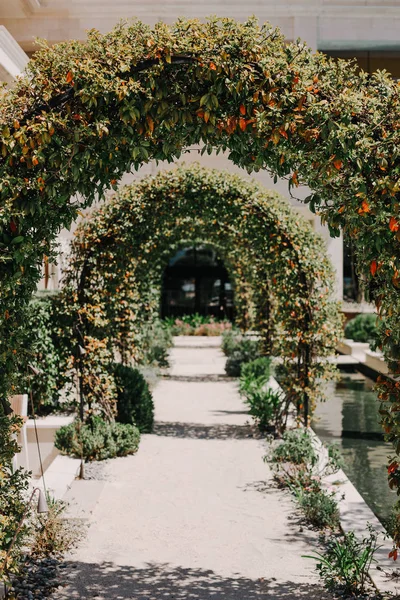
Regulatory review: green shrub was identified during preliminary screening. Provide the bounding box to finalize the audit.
[294,483,339,529]
[140,320,172,367]
[240,379,288,434]
[114,363,154,433]
[54,416,140,461]
[344,313,377,344]
[224,338,261,377]
[240,356,271,381]
[272,429,317,466]
[304,526,379,595]
[221,329,243,356]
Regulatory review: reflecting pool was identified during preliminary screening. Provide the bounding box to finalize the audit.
[313,371,396,523]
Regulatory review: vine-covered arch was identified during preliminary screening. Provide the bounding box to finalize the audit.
[58,164,341,424]
[1,15,400,514]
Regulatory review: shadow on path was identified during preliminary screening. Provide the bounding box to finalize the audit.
[153,421,262,440]
[212,409,249,416]
[55,561,332,599]
[163,374,235,382]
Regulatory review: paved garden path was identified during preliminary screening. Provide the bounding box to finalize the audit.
[54,338,331,600]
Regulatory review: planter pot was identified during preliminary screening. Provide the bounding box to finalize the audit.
[9,393,29,470]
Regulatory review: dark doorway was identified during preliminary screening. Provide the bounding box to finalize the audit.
[161,245,234,320]
[343,241,362,303]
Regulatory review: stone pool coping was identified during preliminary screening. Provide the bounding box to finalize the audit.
[267,376,400,595]
[310,428,399,596]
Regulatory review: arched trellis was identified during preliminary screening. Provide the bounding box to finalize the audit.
[1,16,400,562]
[57,164,341,425]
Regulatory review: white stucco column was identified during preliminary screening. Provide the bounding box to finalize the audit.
[0,26,28,83]
[314,219,344,301]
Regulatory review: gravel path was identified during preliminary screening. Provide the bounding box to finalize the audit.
[52,342,332,599]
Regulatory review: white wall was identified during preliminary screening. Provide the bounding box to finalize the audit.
[1,0,400,54]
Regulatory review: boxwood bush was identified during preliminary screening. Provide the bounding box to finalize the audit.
[114,363,154,433]
[344,313,377,344]
[224,340,261,377]
[54,416,140,461]
[240,356,271,381]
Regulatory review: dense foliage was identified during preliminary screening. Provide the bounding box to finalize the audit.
[138,320,172,368]
[54,417,140,461]
[344,313,377,344]
[57,166,340,422]
[272,429,317,466]
[114,364,154,433]
[1,13,400,559]
[20,296,62,413]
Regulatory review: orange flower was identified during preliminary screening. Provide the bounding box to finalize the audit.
[333,159,343,170]
[239,118,247,132]
[358,200,371,215]
[390,216,399,232]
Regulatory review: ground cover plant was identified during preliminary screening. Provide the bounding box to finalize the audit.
[268,426,380,594]
[293,481,340,530]
[268,428,343,530]
[272,429,318,466]
[29,497,82,559]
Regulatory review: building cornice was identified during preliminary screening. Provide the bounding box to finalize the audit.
[0,26,28,83]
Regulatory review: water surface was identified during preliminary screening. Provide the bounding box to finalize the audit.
[313,372,396,523]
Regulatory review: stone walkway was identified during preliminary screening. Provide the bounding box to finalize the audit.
[54,339,331,599]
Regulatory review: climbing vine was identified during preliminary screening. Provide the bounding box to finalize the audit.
[1,15,400,563]
[58,164,341,423]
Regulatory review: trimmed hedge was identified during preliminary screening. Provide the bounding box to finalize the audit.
[344,313,377,344]
[224,338,261,377]
[54,416,140,461]
[114,364,154,433]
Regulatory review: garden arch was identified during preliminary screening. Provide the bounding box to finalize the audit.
[0,16,400,499]
[58,164,341,425]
